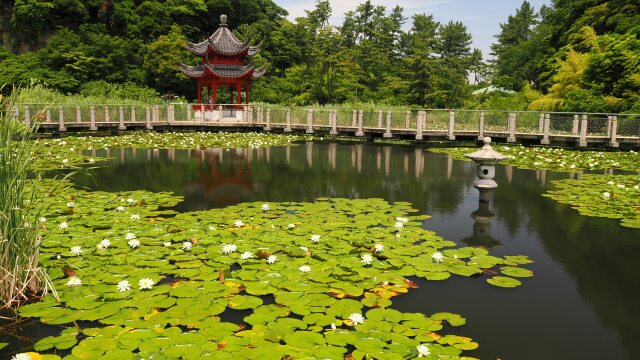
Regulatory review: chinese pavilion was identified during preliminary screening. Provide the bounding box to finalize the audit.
[181,15,265,107]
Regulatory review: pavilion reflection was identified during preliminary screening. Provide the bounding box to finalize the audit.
[184,148,254,207]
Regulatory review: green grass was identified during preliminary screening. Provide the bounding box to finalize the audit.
[0,91,57,308]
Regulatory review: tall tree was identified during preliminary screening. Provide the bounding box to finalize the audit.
[490,1,538,91]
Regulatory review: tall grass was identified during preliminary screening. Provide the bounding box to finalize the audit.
[0,91,56,308]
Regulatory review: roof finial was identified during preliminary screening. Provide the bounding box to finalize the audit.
[220,14,228,27]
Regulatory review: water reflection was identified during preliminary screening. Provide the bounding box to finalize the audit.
[460,193,501,249]
[63,142,640,360]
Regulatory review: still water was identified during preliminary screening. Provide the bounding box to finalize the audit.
[33,142,640,358]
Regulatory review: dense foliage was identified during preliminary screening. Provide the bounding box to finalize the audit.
[490,0,640,113]
[0,0,638,111]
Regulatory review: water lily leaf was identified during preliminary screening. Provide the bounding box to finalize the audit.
[500,266,534,278]
[228,295,263,310]
[487,276,522,288]
[431,312,466,327]
[284,330,326,348]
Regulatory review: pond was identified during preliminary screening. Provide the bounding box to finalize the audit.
[4,141,640,359]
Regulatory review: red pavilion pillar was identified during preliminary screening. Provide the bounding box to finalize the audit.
[197,81,202,104]
[236,81,241,108]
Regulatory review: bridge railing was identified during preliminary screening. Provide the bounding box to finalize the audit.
[12,102,640,147]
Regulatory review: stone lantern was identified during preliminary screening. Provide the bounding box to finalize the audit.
[465,137,509,201]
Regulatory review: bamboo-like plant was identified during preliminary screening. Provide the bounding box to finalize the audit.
[0,90,57,308]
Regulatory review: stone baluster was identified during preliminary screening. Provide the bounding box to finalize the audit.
[90,106,97,131]
[608,115,619,148]
[248,106,254,124]
[507,112,516,143]
[145,107,151,130]
[377,110,383,128]
[352,110,357,128]
[24,105,30,127]
[606,115,612,137]
[118,106,126,130]
[578,115,587,147]
[11,106,18,120]
[58,106,66,132]
[383,110,392,138]
[538,113,544,133]
[168,105,175,123]
[131,106,136,123]
[447,111,455,140]
[306,108,314,134]
[46,109,51,123]
[283,108,292,132]
[477,111,485,141]
[104,106,110,122]
[415,111,424,141]
[571,114,579,135]
[76,106,81,123]
[264,108,271,131]
[541,113,551,145]
[154,106,160,122]
[330,109,338,135]
[405,110,411,129]
[356,110,364,137]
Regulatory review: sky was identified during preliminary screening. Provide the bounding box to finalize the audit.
[273,0,552,59]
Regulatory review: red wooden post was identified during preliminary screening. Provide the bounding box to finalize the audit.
[236,81,241,108]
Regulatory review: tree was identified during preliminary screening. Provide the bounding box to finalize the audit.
[143,25,191,96]
[490,1,538,91]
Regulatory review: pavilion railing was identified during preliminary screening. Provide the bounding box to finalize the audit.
[11,103,640,147]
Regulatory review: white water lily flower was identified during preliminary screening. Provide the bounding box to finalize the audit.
[182,242,192,251]
[262,203,270,211]
[11,353,32,360]
[116,206,125,211]
[240,252,253,260]
[374,244,384,253]
[67,276,81,286]
[125,232,136,240]
[130,214,140,220]
[288,223,295,229]
[221,244,237,254]
[348,313,365,325]
[310,234,321,243]
[127,198,135,203]
[163,242,172,247]
[234,220,244,228]
[607,181,614,185]
[117,280,131,292]
[617,184,625,189]
[62,159,69,164]
[361,254,373,265]
[97,239,111,250]
[138,278,155,290]
[432,251,444,263]
[395,217,409,223]
[208,225,216,231]
[416,344,430,357]
[39,217,46,223]
[300,246,308,252]
[299,265,311,272]
[128,239,141,249]
[70,246,82,256]
[394,221,404,229]
[330,323,337,330]
[634,185,639,190]
[603,192,611,198]
[59,221,69,230]
[66,202,75,208]
[267,255,277,264]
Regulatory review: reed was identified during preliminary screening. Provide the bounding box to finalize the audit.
[0,90,56,308]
